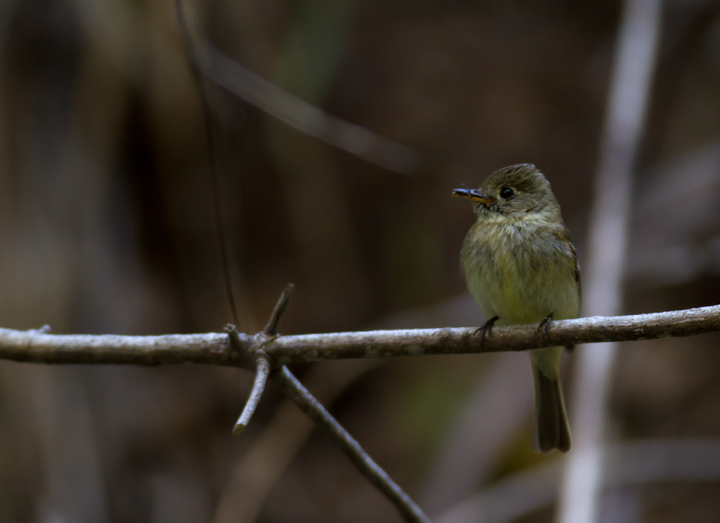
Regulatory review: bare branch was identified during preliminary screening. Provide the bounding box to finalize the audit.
[0,305,719,366]
[214,360,375,523]
[0,329,234,365]
[232,356,271,436]
[272,366,432,523]
[265,305,720,364]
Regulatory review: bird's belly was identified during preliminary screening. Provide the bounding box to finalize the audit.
[464,247,578,326]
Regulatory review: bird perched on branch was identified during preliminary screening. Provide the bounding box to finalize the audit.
[453,163,580,453]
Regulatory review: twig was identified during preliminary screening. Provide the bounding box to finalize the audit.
[263,284,295,336]
[224,323,244,356]
[230,285,294,435]
[230,286,430,521]
[232,356,271,436]
[214,360,375,523]
[272,366,432,523]
[0,305,718,366]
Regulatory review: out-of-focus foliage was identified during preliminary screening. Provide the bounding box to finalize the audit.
[1,0,720,522]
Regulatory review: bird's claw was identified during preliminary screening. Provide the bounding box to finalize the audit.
[474,316,499,349]
[538,314,554,337]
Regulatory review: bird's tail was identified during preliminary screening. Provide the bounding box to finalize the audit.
[531,351,571,453]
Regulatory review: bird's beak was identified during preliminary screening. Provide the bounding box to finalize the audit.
[452,188,495,205]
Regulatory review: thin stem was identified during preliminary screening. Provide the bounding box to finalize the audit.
[175,0,240,327]
[233,356,271,436]
[272,366,432,523]
[264,284,295,336]
[213,360,376,523]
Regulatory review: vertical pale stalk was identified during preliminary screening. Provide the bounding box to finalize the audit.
[556,1,662,522]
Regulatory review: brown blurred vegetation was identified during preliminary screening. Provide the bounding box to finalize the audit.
[1,0,720,522]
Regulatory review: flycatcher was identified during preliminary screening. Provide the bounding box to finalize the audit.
[453,163,579,453]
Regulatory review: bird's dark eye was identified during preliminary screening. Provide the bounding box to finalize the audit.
[499,187,515,199]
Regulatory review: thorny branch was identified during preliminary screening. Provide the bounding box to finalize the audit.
[2,304,718,523]
[237,285,430,522]
[2,304,719,522]
[230,283,295,435]
[3,302,717,523]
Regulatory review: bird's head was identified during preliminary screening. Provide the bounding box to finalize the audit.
[452,163,560,220]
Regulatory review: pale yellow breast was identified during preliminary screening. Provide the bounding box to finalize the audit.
[461,216,580,326]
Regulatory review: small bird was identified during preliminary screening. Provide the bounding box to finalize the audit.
[453,163,580,453]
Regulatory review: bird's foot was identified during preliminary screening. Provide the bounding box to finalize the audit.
[474,316,499,349]
[537,314,554,337]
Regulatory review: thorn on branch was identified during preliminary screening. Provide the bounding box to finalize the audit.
[226,285,294,436]
[264,284,295,336]
[233,355,272,436]
[224,323,244,358]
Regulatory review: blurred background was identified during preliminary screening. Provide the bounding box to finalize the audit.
[1,0,720,521]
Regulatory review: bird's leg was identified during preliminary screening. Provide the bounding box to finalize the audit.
[474,315,499,348]
[538,313,554,337]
